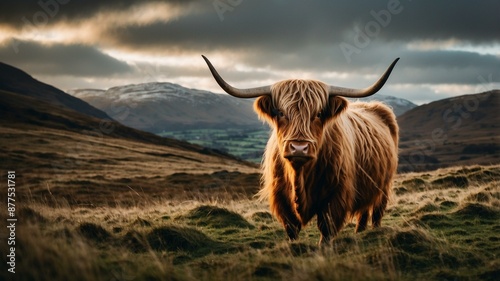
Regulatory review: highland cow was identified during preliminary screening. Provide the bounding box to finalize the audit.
[203,55,399,244]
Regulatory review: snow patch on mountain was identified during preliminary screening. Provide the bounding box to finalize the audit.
[349,94,417,116]
[70,82,249,105]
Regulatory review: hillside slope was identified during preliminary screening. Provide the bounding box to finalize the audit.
[0,62,110,119]
[398,90,499,171]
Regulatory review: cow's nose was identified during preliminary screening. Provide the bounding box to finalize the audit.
[289,142,309,156]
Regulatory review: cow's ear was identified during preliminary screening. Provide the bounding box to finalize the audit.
[325,96,348,120]
[254,96,275,124]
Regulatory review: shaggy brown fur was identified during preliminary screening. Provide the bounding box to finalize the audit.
[254,79,399,244]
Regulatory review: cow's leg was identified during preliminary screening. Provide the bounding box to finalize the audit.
[284,220,301,241]
[316,203,346,245]
[355,211,369,233]
[271,190,302,241]
[371,196,388,228]
[278,209,301,241]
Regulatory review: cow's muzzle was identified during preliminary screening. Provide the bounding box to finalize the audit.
[284,140,313,167]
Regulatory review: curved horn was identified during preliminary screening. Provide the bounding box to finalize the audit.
[202,55,271,98]
[329,58,400,98]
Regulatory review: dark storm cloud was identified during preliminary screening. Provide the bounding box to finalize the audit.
[0,0,199,27]
[396,50,500,84]
[103,0,500,51]
[2,1,498,72]
[0,40,132,76]
[102,1,362,53]
[369,0,500,43]
[96,0,499,87]
[0,1,497,100]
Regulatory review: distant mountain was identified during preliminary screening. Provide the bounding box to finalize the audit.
[398,90,499,171]
[69,82,416,133]
[349,94,417,116]
[0,62,110,120]
[69,83,260,133]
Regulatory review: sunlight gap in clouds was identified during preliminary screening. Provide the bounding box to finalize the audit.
[101,48,255,73]
[3,2,187,46]
[18,24,75,45]
[231,63,357,86]
[429,82,500,95]
[407,39,500,56]
[101,48,200,67]
[233,63,272,74]
[448,44,500,57]
[0,27,17,43]
[429,83,479,95]
[319,71,351,80]
[407,39,461,51]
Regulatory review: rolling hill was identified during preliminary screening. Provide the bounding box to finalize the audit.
[0,62,110,120]
[398,90,499,171]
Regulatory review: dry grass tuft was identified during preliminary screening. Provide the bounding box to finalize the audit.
[431,175,469,188]
[452,203,499,220]
[77,223,111,243]
[146,225,219,252]
[183,205,254,229]
[250,211,274,222]
[18,207,47,224]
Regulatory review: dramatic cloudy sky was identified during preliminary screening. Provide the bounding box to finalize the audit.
[0,0,498,104]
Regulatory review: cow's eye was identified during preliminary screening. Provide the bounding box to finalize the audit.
[274,109,285,118]
[316,112,322,119]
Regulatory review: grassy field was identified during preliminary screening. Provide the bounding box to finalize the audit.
[159,128,269,163]
[1,165,499,281]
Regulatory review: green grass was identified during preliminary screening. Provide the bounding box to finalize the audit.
[1,165,499,281]
[159,128,269,163]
